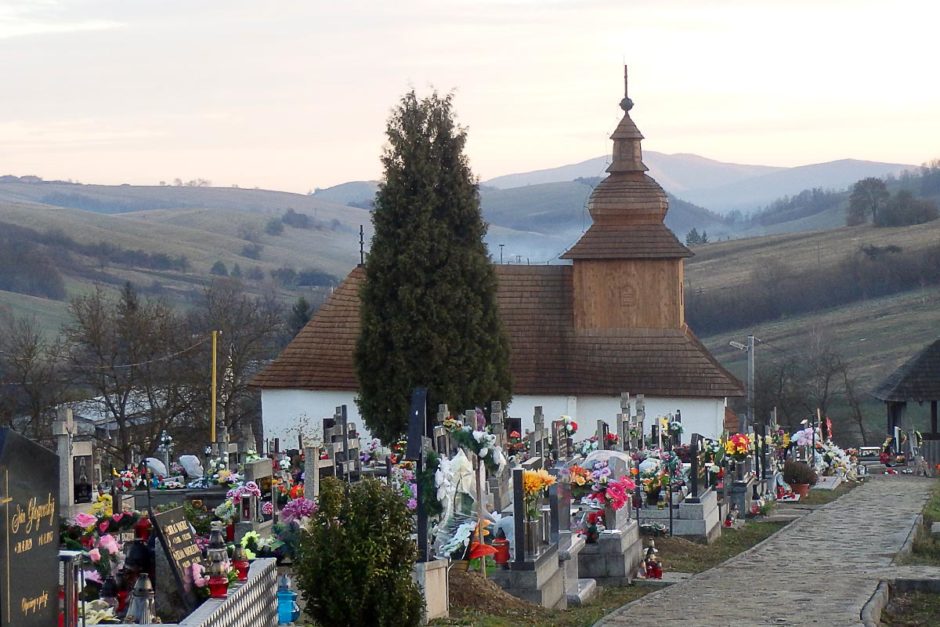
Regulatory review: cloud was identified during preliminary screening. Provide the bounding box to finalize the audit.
[0,1,121,40]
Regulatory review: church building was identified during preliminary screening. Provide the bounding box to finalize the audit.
[252,69,743,443]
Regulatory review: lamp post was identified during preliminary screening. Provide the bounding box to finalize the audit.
[729,336,757,433]
[158,430,173,475]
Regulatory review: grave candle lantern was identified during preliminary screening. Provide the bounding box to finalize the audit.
[232,545,250,581]
[133,514,152,542]
[208,554,229,598]
[124,573,156,623]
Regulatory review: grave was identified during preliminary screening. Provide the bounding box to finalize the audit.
[234,458,274,542]
[406,388,449,625]
[0,428,60,627]
[488,465,567,609]
[547,462,597,607]
[632,435,721,543]
[577,451,643,586]
[485,401,512,512]
[152,506,201,620]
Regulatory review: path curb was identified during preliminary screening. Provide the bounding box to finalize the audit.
[860,580,889,627]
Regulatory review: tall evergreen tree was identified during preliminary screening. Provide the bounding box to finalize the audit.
[355,91,511,443]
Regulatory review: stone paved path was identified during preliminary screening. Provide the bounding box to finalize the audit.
[600,476,936,627]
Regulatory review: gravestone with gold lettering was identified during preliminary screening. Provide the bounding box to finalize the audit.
[0,428,59,627]
[152,507,200,615]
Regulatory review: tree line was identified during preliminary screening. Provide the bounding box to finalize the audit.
[687,241,940,335]
[0,222,191,300]
[846,177,939,227]
[0,279,290,469]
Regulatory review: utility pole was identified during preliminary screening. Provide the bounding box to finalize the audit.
[210,330,219,444]
[729,335,757,433]
[499,244,504,264]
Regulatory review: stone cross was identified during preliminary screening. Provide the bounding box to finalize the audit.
[617,392,631,452]
[551,420,570,461]
[490,401,505,448]
[433,403,451,455]
[53,406,74,518]
[636,394,646,449]
[596,419,610,451]
[529,407,549,459]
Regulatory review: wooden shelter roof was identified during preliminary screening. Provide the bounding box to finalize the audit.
[251,264,743,399]
[871,339,940,403]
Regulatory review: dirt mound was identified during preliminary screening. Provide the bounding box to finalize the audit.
[448,567,548,620]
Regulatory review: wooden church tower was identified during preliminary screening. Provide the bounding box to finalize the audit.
[562,67,691,331]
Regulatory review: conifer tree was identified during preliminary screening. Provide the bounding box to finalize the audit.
[355,91,511,443]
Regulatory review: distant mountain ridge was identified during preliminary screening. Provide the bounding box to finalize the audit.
[478,152,915,214]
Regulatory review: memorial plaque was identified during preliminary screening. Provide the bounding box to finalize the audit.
[152,507,200,611]
[0,428,59,627]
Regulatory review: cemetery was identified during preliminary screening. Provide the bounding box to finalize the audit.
[25,384,918,626]
[3,69,935,627]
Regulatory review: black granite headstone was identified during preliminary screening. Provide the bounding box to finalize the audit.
[152,507,200,612]
[405,387,428,461]
[0,428,59,627]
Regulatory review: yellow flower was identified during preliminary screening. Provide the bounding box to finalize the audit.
[522,469,556,497]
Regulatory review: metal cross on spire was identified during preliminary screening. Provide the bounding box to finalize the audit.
[620,64,634,112]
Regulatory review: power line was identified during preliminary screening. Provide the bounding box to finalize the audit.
[74,337,210,371]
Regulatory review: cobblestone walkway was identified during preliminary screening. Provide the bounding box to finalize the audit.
[600,476,936,627]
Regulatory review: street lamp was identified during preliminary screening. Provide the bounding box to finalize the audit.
[158,430,173,475]
[729,336,757,433]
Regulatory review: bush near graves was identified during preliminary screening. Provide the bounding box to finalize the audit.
[295,477,423,627]
[782,460,818,486]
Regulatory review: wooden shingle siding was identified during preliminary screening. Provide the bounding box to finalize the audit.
[872,339,940,403]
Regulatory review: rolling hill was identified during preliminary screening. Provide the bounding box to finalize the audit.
[2,172,939,444]
[478,153,915,215]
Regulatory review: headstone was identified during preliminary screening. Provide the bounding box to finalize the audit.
[490,401,505,447]
[551,420,568,461]
[145,457,168,478]
[53,408,73,518]
[636,395,646,449]
[178,455,204,478]
[405,388,428,461]
[596,420,610,451]
[529,407,550,458]
[152,507,200,612]
[432,404,451,456]
[0,428,60,627]
[618,393,631,452]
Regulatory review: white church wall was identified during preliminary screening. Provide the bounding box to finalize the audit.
[508,395,726,442]
[261,389,363,448]
[262,388,727,448]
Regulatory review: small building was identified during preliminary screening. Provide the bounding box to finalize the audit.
[252,68,743,443]
[872,338,940,438]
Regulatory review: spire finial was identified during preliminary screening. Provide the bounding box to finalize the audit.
[620,64,633,112]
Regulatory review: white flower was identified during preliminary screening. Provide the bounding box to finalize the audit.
[479,447,489,458]
[472,430,486,444]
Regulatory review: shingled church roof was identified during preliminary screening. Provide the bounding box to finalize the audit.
[251,264,743,398]
[871,339,940,403]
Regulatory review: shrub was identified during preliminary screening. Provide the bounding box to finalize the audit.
[295,477,423,627]
[783,460,818,486]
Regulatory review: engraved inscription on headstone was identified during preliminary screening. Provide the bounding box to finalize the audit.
[152,507,200,611]
[0,429,59,627]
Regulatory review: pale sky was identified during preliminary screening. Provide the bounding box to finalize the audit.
[2,0,938,193]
